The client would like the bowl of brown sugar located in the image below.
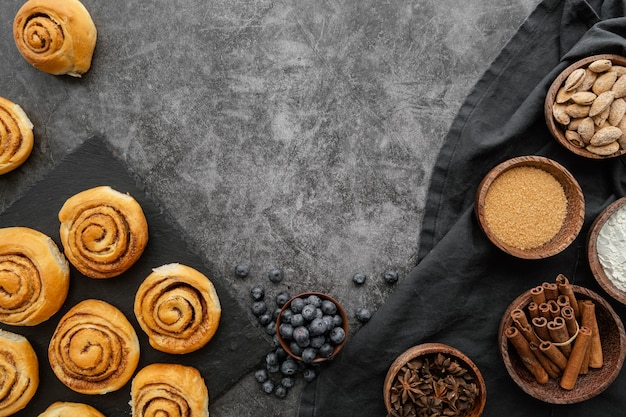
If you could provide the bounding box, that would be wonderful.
[475,156,585,259]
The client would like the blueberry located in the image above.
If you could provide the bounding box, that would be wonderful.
[274,385,288,399]
[308,317,327,336]
[306,295,322,307]
[265,321,276,335]
[251,301,267,316]
[280,308,293,324]
[254,368,268,383]
[329,327,345,345]
[281,376,295,388]
[289,341,303,356]
[272,308,282,320]
[266,351,279,367]
[301,347,318,364]
[290,297,305,313]
[303,368,317,382]
[292,326,310,348]
[266,363,280,373]
[250,286,265,301]
[332,314,343,327]
[273,334,281,347]
[352,272,367,285]
[318,343,334,358]
[310,335,326,349]
[301,304,317,321]
[355,307,372,323]
[261,380,275,394]
[276,292,290,307]
[280,358,298,376]
[290,313,304,327]
[234,263,250,278]
[322,315,334,330]
[275,347,288,361]
[320,300,337,315]
[279,323,294,340]
[268,268,284,283]
[257,312,273,326]
[383,270,399,284]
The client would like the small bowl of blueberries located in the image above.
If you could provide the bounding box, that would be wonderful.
[275,292,349,363]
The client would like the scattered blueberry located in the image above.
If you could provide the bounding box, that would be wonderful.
[268,268,284,283]
[383,270,399,284]
[281,376,295,388]
[258,312,273,326]
[261,380,275,394]
[250,286,265,301]
[303,368,317,382]
[352,272,367,285]
[266,352,279,367]
[276,292,291,307]
[234,263,250,278]
[251,301,267,316]
[266,363,280,374]
[280,358,298,376]
[355,307,372,323]
[274,385,288,398]
[254,368,268,383]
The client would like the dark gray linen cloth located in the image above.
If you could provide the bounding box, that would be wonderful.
[300,0,626,416]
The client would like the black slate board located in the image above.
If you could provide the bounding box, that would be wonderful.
[0,136,271,416]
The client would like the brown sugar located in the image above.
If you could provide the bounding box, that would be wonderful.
[484,166,567,250]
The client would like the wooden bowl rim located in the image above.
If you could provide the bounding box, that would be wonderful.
[275,291,349,363]
[383,342,487,417]
[475,155,585,259]
[544,53,626,159]
[587,196,626,304]
[498,284,626,403]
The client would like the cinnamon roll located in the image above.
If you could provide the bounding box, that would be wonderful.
[134,263,221,354]
[13,0,97,77]
[58,186,149,279]
[131,363,209,417]
[38,402,105,417]
[0,227,70,326]
[0,330,39,417]
[48,299,140,395]
[0,96,34,175]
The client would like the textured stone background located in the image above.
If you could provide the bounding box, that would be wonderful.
[1,0,540,415]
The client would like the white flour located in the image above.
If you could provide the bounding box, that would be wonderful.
[596,204,626,292]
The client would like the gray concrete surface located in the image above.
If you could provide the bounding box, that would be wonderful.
[0,0,541,415]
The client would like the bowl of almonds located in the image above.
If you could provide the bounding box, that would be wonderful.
[383,343,486,417]
[545,54,626,158]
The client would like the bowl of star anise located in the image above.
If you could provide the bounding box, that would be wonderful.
[383,343,486,417]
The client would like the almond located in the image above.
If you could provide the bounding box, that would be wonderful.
[565,103,590,118]
[577,117,595,144]
[592,71,618,94]
[594,107,610,128]
[591,126,623,146]
[608,98,626,126]
[556,86,575,103]
[565,130,584,147]
[588,59,612,73]
[564,68,586,91]
[552,103,570,125]
[587,141,620,156]
[611,75,626,98]
[610,65,626,76]
[568,118,584,131]
[570,91,597,105]
[589,91,615,117]
[577,69,597,92]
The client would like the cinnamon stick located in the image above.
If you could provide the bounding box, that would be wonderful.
[505,326,549,384]
[580,300,603,369]
[531,286,546,305]
[561,306,578,338]
[539,341,568,371]
[530,342,560,379]
[531,316,550,342]
[538,303,551,320]
[542,282,559,300]
[528,302,539,320]
[560,326,592,390]
[556,274,579,318]
[548,299,560,318]
[547,317,572,357]
[557,294,570,309]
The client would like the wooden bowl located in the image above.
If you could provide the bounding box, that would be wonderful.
[588,196,626,304]
[475,155,585,259]
[545,54,626,159]
[275,292,348,363]
[383,343,487,417]
[499,285,626,403]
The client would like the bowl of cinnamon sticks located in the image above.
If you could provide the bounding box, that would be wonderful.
[498,274,626,403]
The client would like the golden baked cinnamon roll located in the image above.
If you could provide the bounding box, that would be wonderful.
[13,0,97,77]
[131,363,209,417]
[38,401,105,417]
[134,263,221,354]
[0,96,34,175]
[48,299,140,395]
[0,227,69,326]
[0,330,38,417]
[58,186,149,279]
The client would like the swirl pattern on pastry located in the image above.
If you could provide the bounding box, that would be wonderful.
[0,330,39,417]
[58,186,149,279]
[38,401,105,417]
[134,263,221,354]
[0,227,69,326]
[131,363,209,417]
[48,299,140,395]
[0,96,34,175]
[13,0,97,77]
